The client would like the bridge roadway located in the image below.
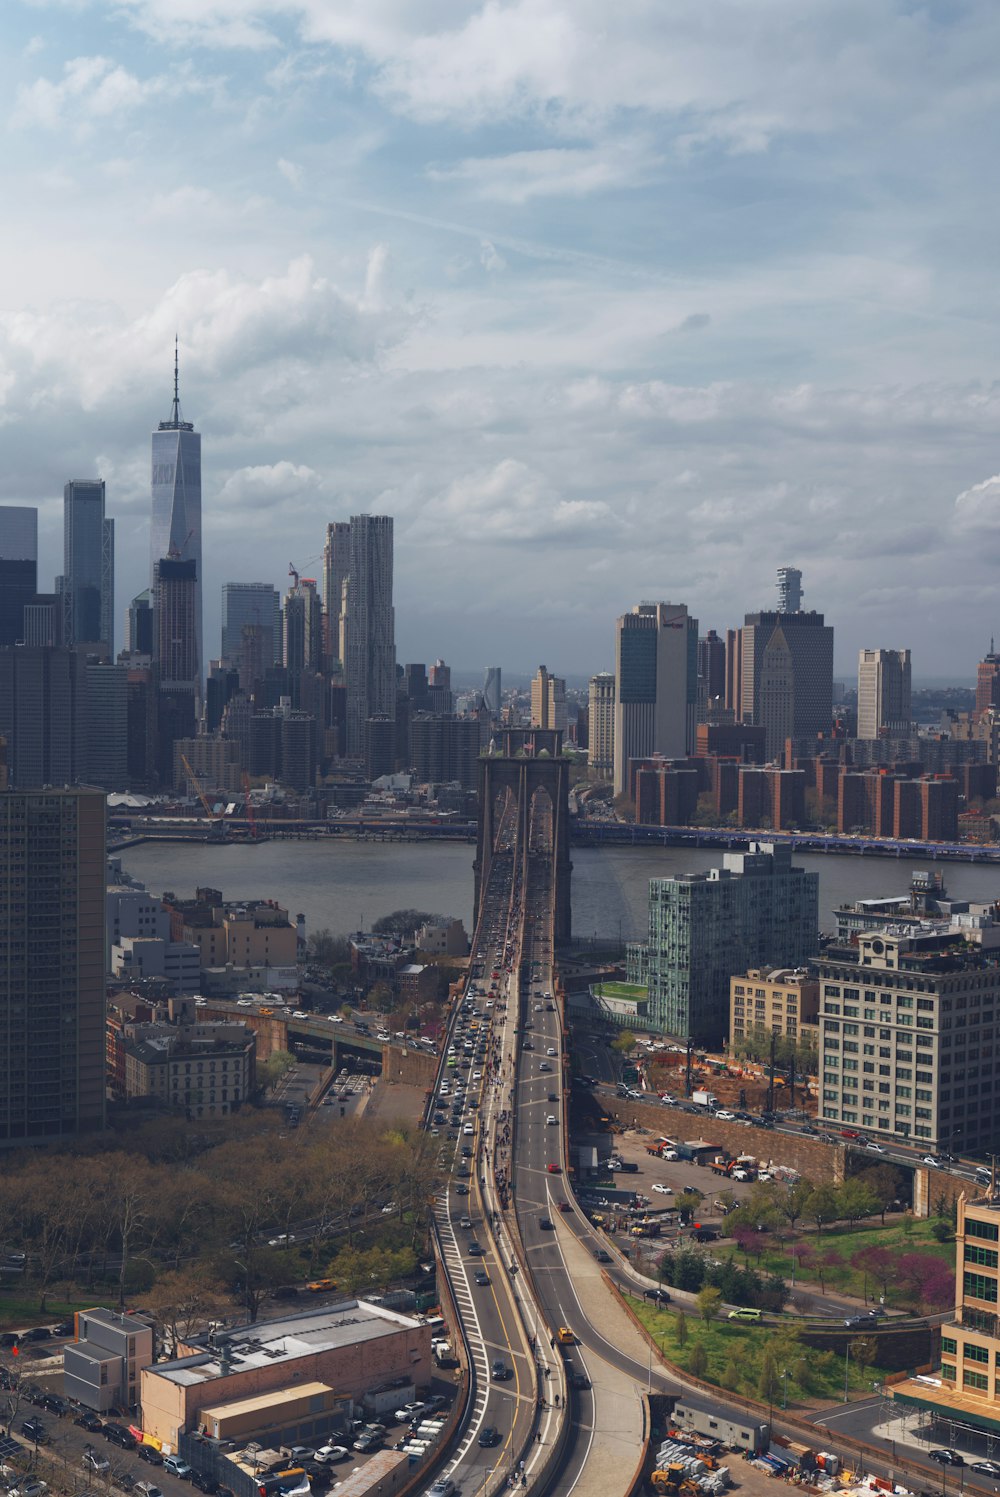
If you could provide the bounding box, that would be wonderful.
[428,844,546,1497]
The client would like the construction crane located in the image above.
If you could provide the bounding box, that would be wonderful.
[181,755,221,821]
[242,771,258,842]
[289,562,299,589]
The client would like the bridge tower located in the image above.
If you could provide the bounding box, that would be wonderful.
[475,728,572,942]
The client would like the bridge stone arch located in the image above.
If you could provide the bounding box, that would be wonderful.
[475,729,572,942]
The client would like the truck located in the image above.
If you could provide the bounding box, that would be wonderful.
[691,1090,718,1110]
[709,1156,733,1176]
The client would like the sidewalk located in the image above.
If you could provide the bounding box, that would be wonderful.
[551,1214,649,1497]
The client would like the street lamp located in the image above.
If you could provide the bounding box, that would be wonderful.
[781,1369,789,1410]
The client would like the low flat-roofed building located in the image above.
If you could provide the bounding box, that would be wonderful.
[65,1307,154,1414]
[141,1301,432,1449]
[198,1380,350,1442]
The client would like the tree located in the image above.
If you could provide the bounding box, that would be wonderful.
[258,1050,295,1093]
[307,929,352,968]
[720,1348,745,1392]
[369,981,395,1014]
[852,1245,893,1304]
[856,1164,902,1224]
[783,1178,815,1231]
[675,1310,689,1348]
[851,1336,878,1381]
[612,1030,636,1056]
[371,909,440,937]
[757,1343,781,1405]
[806,1183,840,1234]
[696,1286,723,1325]
[837,1178,879,1228]
[688,1341,708,1378]
[815,1248,843,1295]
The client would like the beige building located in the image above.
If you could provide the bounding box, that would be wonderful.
[891,1190,1000,1435]
[173,736,242,795]
[183,901,298,969]
[729,966,819,1047]
[120,1019,256,1117]
[141,1302,432,1449]
[531,664,567,732]
[857,647,911,741]
[588,672,615,778]
[816,928,1000,1154]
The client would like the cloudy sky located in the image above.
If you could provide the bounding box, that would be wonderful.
[3,0,1000,680]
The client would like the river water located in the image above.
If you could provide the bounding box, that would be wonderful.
[118,839,1000,944]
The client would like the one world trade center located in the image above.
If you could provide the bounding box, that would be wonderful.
[150,342,202,691]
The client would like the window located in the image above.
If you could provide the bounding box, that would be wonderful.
[964,1272,998,1303]
[965,1245,999,1269]
[964,1369,989,1391]
[942,1337,957,1355]
[941,1363,956,1381]
[965,1342,990,1363]
[968,1218,1000,1244]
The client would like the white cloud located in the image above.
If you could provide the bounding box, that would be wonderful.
[11,51,211,132]
[277,157,304,188]
[427,138,661,203]
[479,240,506,273]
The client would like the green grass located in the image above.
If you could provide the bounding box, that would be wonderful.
[717,1217,953,1308]
[0,1288,99,1329]
[593,981,647,1000]
[628,1296,890,1406]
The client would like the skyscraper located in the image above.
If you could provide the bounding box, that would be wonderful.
[0,506,38,648]
[323,521,351,669]
[0,646,84,788]
[0,787,107,1145]
[857,648,912,739]
[151,344,202,687]
[154,558,198,784]
[126,590,154,656]
[221,583,280,672]
[60,480,114,655]
[739,607,834,759]
[343,514,395,757]
[976,646,1000,719]
[283,576,323,674]
[776,566,803,613]
[588,672,615,777]
[697,629,726,714]
[613,602,698,795]
[531,665,567,732]
[483,666,502,720]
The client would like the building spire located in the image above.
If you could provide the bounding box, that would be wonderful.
[158,336,194,432]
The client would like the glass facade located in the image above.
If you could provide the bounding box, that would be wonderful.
[151,420,201,685]
[62,481,113,652]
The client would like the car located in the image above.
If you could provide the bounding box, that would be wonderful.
[478,1427,501,1448]
[0,1331,19,1347]
[134,1484,164,1497]
[75,1411,104,1432]
[867,1305,887,1318]
[840,1129,859,1140]
[138,1446,164,1465]
[557,1199,571,1212]
[593,1249,612,1263]
[163,1457,193,1480]
[727,1308,762,1322]
[474,1270,490,1285]
[52,1319,75,1336]
[83,1452,111,1475]
[971,1462,1000,1478]
[491,1360,512,1381]
[104,1423,138,1449]
[923,1156,944,1168]
[352,1433,383,1453]
[468,1240,484,1255]
[546,1047,557,1056]
[307,1278,335,1293]
[428,1481,456,1497]
[539,1061,551,1072]
[20,1418,47,1443]
[865,1141,888,1153]
[547,1163,561,1173]
[651,1183,673,1195]
[539,1217,554,1231]
[39,1393,69,1415]
[455,1183,469,1196]
[714,1110,736,1121]
[21,1327,50,1341]
[566,1366,590,1390]
[459,1215,473,1228]
[12,1484,48,1497]
[928,1450,964,1466]
[190,1473,219,1494]
[313,1446,349,1464]
[546,1114,557,1126]
[267,1233,297,1247]
[843,1315,869,1328]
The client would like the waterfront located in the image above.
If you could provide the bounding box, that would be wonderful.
[119,839,1000,944]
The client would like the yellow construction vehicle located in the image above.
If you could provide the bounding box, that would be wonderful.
[650,1466,700,1495]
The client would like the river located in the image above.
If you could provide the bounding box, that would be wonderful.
[117,838,1000,944]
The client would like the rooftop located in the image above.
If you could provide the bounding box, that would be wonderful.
[152,1301,422,1388]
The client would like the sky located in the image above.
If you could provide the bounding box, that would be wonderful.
[3,1,1000,679]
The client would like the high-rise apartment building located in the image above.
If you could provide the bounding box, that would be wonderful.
[126,590,154,656]
[776,566,803,613]
[150,347,202,687]
[0,647,84,788]
[631,842,818,1041]
[82,662,128,791]
[613,602,698,796]
[154,558,198,784]
[0,507,38,648]
[976,647,1000,720]
[221,583,280,673]
[60,481,114,655]
[697,630,726,716]
[816,926,1000,1153]
[0,787,106,1145]
[588,672,615,777]
[857,647,912,739]
[739,608,834,759]
[283,577,323,674]
[343,514,395,758]
[483,666,502,720]
[323,521,351,669]
[531,665,567,732]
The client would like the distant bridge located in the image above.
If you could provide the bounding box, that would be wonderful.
[571,820,1000,862]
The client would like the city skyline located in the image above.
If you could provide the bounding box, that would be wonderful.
[3,5,1000,674]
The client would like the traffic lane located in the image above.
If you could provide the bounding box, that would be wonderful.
[792,1399,1000,1496]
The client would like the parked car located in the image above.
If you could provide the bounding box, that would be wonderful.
[928,1450,964,1466]
[75,1412,104,1433]
[103,1423,138,1449]
[162,1457,193,1480]
[190,1472,219,1493]
[20,1418,47,1444]
[83,1452,111,1474]
[313,1446,349,1465]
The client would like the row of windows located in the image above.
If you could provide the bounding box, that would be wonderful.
[967,1245,1000,1270]
[964,1272,999,1304]
[968,1219,1000,1244]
